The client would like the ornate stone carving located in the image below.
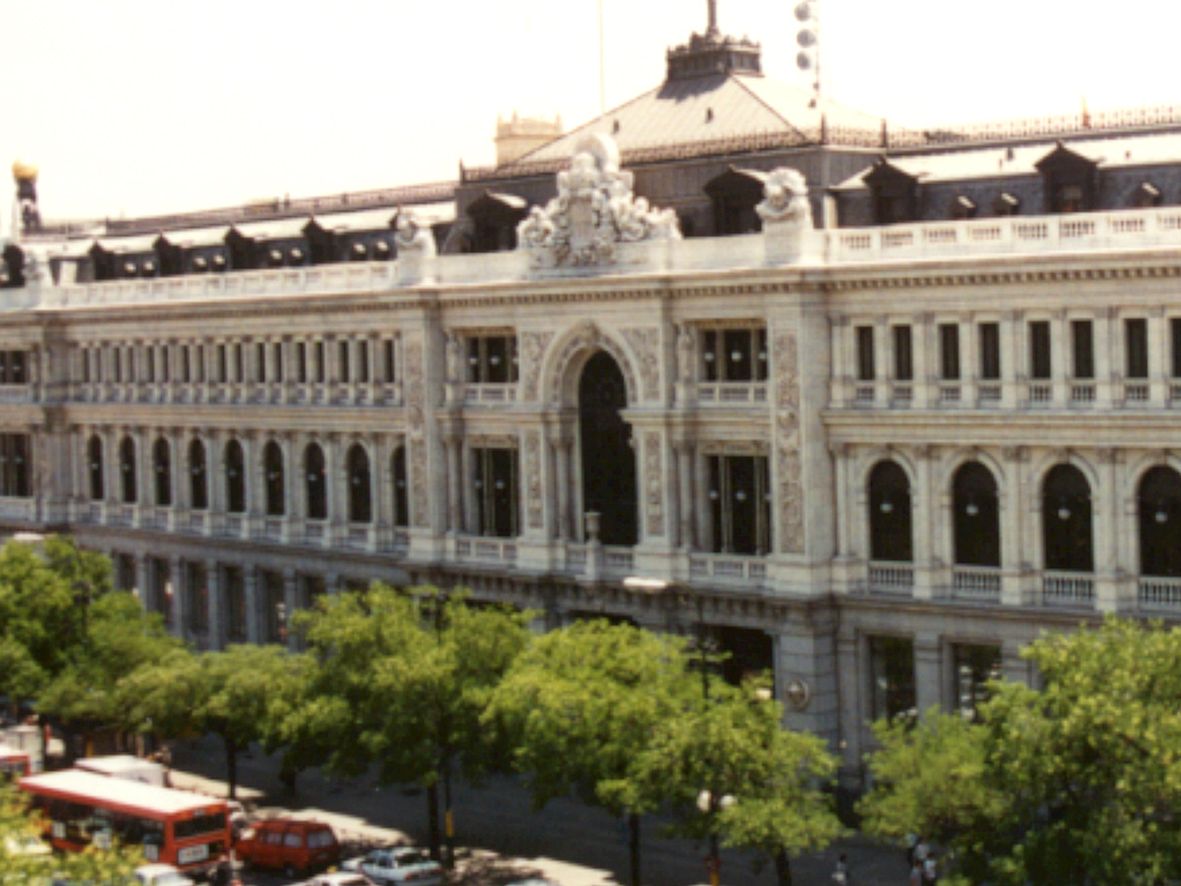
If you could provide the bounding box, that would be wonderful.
[410,438,428,528]
[394,209,436,258]
[403,339,425,432]
[524,431,543,528]
[643,431,665,537]
[756,168,811,225]
[676,323,696,384]
[621,327,660,401]
[519,330,555,402]
[774,330,804,554]
[516,134,680,268]
[444,333,462,385]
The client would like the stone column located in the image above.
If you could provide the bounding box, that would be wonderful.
[913,632,943,716]
[1000,446,1028,606]
[914,312,933,409]
[1151,308,1169,405]
[444,432,462,534]
[1051,311,1068,406]
[960,315,976,406]
[244,566,261,644]
[206,560,224,651]
[552,429,573,541]
[1095,308,1114,407]
[913,445,935,599]
[674,437,695,550]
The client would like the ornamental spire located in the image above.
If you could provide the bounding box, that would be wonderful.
[707,0,718,36]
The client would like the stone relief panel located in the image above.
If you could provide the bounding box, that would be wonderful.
[519,330,555,402]
[524,431,544,529]
[620,327,661,402]
[410,438,429,528]
[644,431,664,537]
[404,339,425,433]
[774,330,804,554]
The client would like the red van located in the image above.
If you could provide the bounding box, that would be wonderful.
[235,817,340,878]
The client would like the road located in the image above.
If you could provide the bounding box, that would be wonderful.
[171,737,909,885]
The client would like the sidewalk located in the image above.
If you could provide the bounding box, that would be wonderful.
[169,739,909,885]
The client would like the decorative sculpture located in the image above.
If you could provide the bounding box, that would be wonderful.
[394,209,436,258]
[756,167,811,226]
[517,134,680,268]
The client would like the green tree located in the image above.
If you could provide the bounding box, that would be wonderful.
[860,617,1181,885]
[623,678,842,886]
[37,591,181,752]
[486,619,698,886]
[0,780,142,880]
[294,584,533,865]
[0,536,112,712]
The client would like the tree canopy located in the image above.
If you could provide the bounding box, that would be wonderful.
[860,617,1181,886]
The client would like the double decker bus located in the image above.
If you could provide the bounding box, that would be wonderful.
[0,745,30,778]
[19,769,229,878]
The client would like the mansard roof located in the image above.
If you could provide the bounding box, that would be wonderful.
[503,72,882,169]
[835,130,1181,190]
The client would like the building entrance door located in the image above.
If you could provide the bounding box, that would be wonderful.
[578,351,637,545]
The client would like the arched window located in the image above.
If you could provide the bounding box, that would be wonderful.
[305,443,327,520]
[189,440,208,510]
[1139,466,1181,577]
[224,440,245,514]
[347,443,371,524]
[87,435,104,501]
[119,436,137,504]
[263,441,285,516]
[392,445,409,527]
[152,438,171,507]
[953,462,1000,567]
[868,460,912,562]
[1042,464,1093,572]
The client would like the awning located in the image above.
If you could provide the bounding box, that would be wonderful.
[160,225,232,248]
[229,216,315,241]
[95,234,164,254]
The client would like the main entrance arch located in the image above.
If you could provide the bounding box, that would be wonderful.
[578,351,637,546]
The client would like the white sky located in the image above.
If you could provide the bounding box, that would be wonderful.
[4,0,1181,225]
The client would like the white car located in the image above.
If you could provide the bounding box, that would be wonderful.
[133,864,195,886]
[298,874,375,886]
[341,846,444,885]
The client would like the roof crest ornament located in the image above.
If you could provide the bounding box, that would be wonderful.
[517,134,680,269]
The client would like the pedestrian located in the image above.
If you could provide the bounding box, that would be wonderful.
[908,861,923,886]
[832,851,851,884]
[922,853,938,884]
[905,832,918,867]
[914,836,929,866]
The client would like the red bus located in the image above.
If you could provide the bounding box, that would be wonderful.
[0,748,30,778]
[19,769,230,877]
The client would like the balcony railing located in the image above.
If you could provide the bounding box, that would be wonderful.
[1043,571,1095,608]
[697,383,768,405]
[464,384,518,405]
[689,553,768,585]
[456,536,517,564]
[867,562,913,595]
[1138,576,1181,610]
[952,566,1001,603]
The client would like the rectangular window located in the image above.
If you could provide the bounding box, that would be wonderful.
[953,644,1002,720]
[1172,319,1181,379]
[256,342,266,383]
[358,340,370,383]
[185,562,209,634]
[393,445,409,527]
[939,323,960,380]
[384,339,396,383]
[855,326,875,381]
[0,434,31,497]
[297,342,308,383]
[224,567,246,642]
[700,328,767,382]
[195,344,205,383]
[869,636,916,722]
[706,455,771,555]
[273,342,284,383]
[150,556,172,625]
[126,347,135,383]
[978,322,1000,380]
[466,335,519,384]
[314,341,325,383]
[234,342,244,383]
[1029,320,1051,379]
[303,575,326,609]
[217,344,227,384]
[338,340,350,383]
[1072,320,1094,379]
[1125,318,1149,379]
[81,349,91,384]
[473,447,519,538]
[161,345,170,383]
[892,325,913,381]
[112,347,122,384]
[262,571,285,643]
[145,346,155,383]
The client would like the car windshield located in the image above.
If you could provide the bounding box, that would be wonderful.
[393,849,430,865]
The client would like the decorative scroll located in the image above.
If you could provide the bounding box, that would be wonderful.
[524,431,543,528]
[621,327,661,402]
[774,331,804,554]
[519,330,555,402]
[644,431,664,537]
[516,134,680,268]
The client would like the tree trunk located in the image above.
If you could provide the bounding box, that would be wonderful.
[774,848,792,886]
[224,735,238,799]
[441,759,455,870]
[426,780,441,862]
[628,812,642,886]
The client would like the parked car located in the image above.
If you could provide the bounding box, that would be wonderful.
[234,817,340,878]
[298,875,375,886]
[341,845,443,885]
[133,863,195,886]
